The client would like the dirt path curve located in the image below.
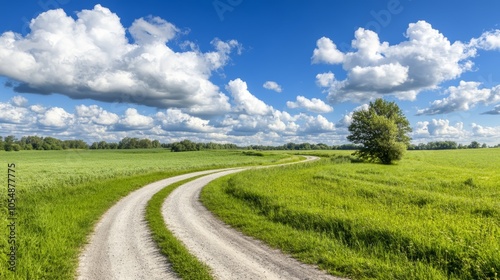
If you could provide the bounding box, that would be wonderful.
[163,156,344,279]
[77,169,230,280]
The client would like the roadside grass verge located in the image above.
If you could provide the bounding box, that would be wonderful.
[201,149,500,280]
[0,149,294,280]
[146,175,214,280]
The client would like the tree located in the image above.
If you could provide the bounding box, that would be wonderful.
[4,135,16,151]
[11,144,21,151]
[347,98,412,164]
[98,141,109,149]
[138,139,152,149]
[152,140,161,148]
[171,139,198,152]
[469,141,480,149]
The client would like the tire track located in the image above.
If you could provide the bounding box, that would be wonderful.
[77,169,228,280]
[163,157,344,279]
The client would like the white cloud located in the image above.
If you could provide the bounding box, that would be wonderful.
[299,114,335,133]
[75,104,119,125]
[0,5,238,115]
[263,81,282,93]
[315,21,476,103]
[412,119,476,143]
[117,108,154,130]
[30,104,46,114]
[417,81,500,115]
[205,38,242,70]
[10,96,28,107]
[0,102,31,123]
[38,107,74,128]
[316,72,336,87]
[287,95,333,113]
[423,119,468,137]
[221,78,336,137]
[312,37,344,64]
[471,123,500,137]
[226,78,273,115]
[470,29,500,50]
[348,63,409,90]
[156,109,215,132]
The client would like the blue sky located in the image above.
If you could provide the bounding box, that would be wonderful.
[0,0,499,145]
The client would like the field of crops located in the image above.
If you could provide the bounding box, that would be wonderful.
[0,149,297,279]
[201,149,500,279]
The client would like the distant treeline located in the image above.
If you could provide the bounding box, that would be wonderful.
[408,141,494,150]
[0,135,498,152]
[0,135,88,151]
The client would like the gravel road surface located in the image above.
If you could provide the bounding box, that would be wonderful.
[78,156,344,279]
[77,169,226,280]
[163,157,343,279]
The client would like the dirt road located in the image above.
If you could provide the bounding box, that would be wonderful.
[163,157,342,279]
[78,156,343,279]
[77,169,225,280]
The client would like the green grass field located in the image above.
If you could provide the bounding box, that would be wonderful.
[0,149,297,279]
[201,149,500,279]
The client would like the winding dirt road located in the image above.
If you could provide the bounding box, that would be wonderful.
[163,166,340,279]
[78,156,343,279]
[77,169,226,280]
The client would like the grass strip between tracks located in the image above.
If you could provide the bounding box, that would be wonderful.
[146,174,215,280]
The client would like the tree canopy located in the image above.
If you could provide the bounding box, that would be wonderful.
[347,98,412,164]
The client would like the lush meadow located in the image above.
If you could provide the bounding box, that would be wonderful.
[0,149,297,279]
[201,149,500,279]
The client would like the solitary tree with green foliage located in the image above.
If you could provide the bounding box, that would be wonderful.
[347,98,412,164]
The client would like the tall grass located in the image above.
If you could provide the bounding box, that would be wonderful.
[0,149,293,279]
[201,149,500,279]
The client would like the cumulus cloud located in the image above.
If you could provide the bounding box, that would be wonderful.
[263,81,282,93]
[0,93,336,144]
[0,102,31,123]
[227,78,273,115]
[287,95,333,113]
[316,72,336,87]
[221,111,335,136]
[470,29,500,50]
[299,114,335,133]
[0,5,240,115]
[314,21,477,103]
[38,107,74,128]
[415,119,468,137]
[156,109,215,132]
[472,123,500,137]
[116,108,154,130]
[75,104,119,125]
[312,37,344,64]
[30,104,46,114]
[417,81,500,115]
[10,96,28,107]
